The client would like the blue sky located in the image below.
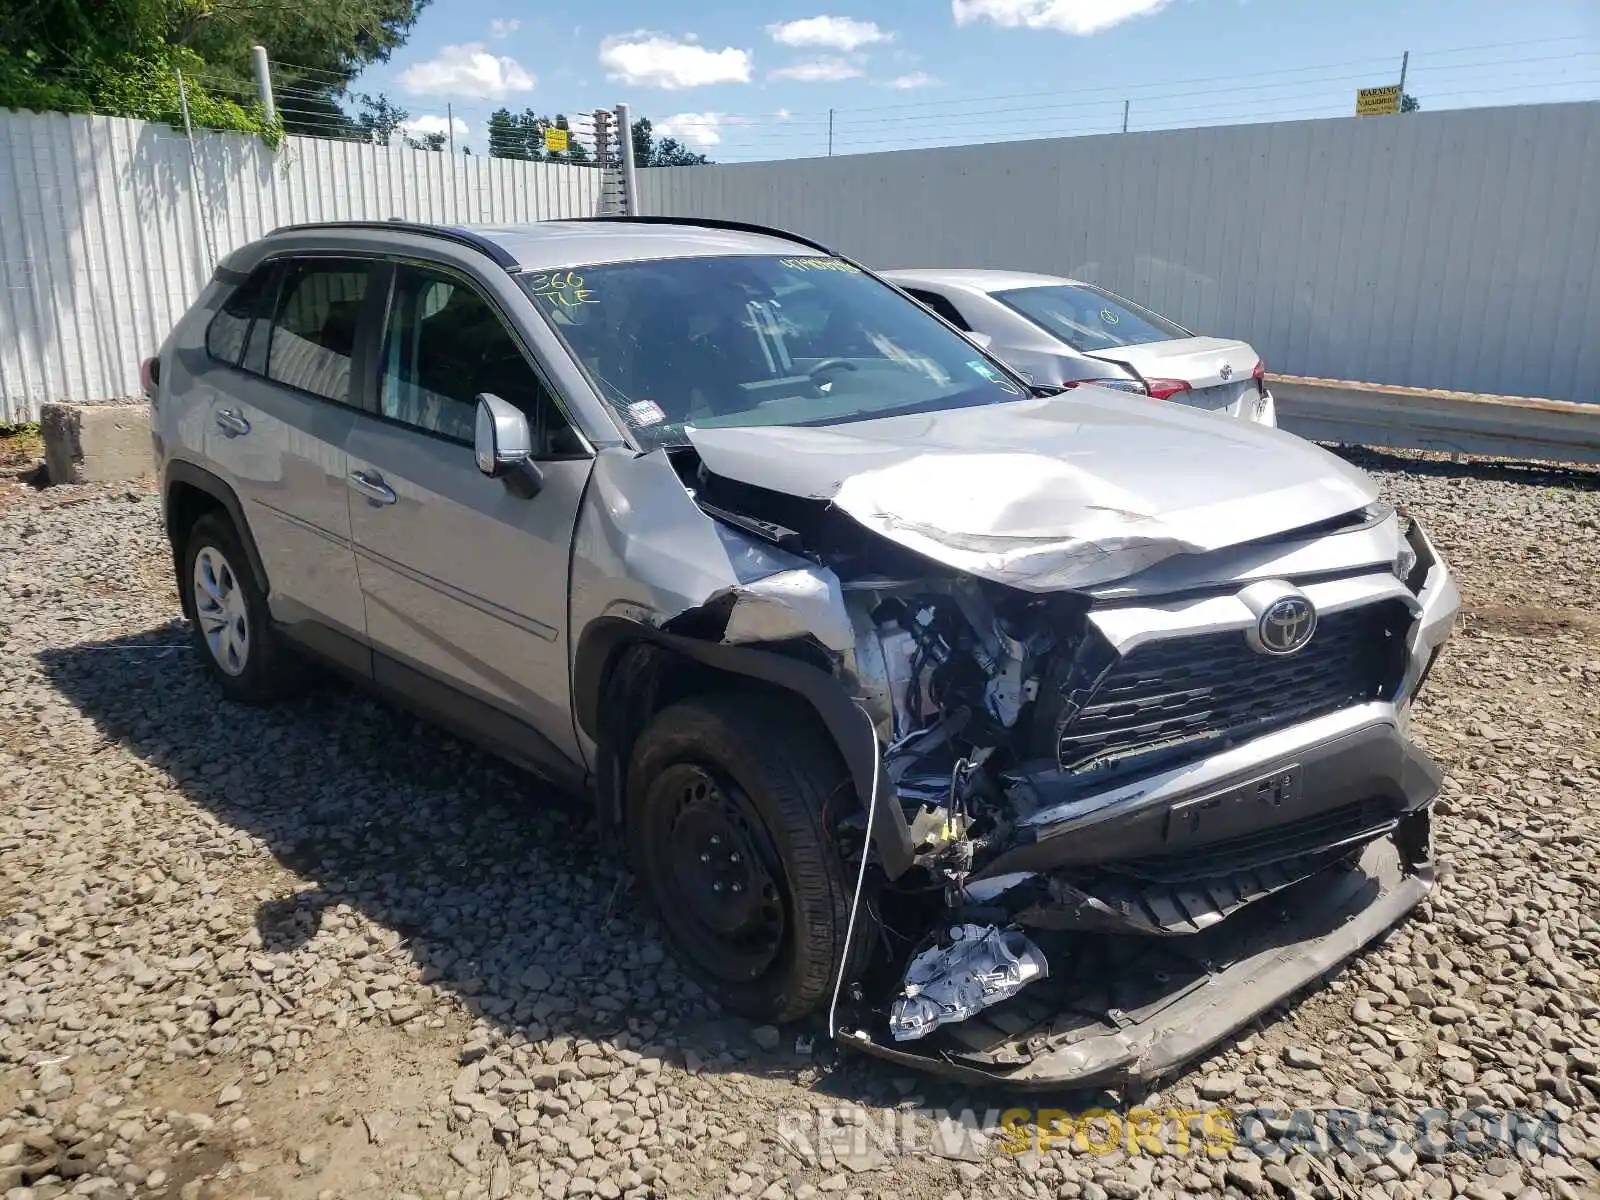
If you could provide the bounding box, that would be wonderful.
[345,0,1600,161]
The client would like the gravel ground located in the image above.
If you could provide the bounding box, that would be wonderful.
[0,447,1597,1200]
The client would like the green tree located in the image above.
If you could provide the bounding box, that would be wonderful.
[486,110,593,163]
[1401,93,1421,113]
[629,117,710,167]
[0,0,428,139]
[351,93,408,143]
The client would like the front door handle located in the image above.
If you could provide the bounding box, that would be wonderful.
[215,408,251,437]
[348,470,397,506]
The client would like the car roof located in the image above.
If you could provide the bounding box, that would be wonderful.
[264,218,830,273]
[883,268,1086,293]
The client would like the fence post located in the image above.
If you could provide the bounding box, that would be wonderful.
[174,68,218,283]
[616,102,639,216]
[251,46,276,124]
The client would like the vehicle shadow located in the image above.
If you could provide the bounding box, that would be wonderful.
[34,621,1385,1128]
[35,620,839,1091]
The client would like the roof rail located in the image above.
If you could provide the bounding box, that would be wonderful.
[571,215,839,259]
[266,220,521,271]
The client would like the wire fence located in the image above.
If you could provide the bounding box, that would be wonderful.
[652,36,1600,161]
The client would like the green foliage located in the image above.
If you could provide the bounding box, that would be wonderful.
[485,109,591,163]
[1401,93,1421,113]
[0,0,425,142]
[631,117,710,167]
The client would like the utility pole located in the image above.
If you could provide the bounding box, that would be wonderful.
[1397,50,1410,112]
[1121,99,1130,133]
[250,45,276,124]
[447,102,456,153]
[828,108,834,156]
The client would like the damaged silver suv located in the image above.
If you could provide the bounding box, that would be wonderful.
[148,217,1459,1088]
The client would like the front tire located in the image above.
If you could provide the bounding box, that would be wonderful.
[626,692,857,1023]
[181,511,300,704]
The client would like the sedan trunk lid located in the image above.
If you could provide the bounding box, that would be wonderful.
[1088,335,1265,420]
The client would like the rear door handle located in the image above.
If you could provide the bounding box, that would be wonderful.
[215,408,251,437]
[348,470,398,506]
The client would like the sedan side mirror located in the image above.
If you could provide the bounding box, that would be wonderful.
[474,393,543,498]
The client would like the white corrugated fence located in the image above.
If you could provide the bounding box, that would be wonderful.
[0,110,606,421]
[640,102,1600,405]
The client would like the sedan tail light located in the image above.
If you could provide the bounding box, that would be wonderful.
[1252,359,1267,395]
[140,356,160,401]
[1144,378,1192,400]
[1060,378,1148,395]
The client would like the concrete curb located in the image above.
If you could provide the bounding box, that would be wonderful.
[40,401,152,485]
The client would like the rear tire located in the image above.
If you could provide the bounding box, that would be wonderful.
[181,511,301,704]
[626,691,857,1023]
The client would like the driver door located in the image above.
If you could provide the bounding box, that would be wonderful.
[345,261,593,776]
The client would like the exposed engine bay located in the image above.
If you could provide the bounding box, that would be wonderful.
[661,437,1454,1086]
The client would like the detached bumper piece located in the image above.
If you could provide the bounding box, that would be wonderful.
[844,808,1433,1090]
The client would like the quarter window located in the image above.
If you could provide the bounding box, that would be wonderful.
[205,266,277,368]
[905,288,972,332]
[263,261,370,405]
[379,265,579,452]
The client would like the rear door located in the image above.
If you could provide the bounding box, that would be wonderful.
[344,260,594,774]
[198,256,378,665]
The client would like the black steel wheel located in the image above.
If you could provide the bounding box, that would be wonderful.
[626,691,857,1022]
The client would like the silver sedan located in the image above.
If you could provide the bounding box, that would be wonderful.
[882,268,1276,426]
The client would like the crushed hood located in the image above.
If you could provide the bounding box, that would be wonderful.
[685,389,1380,591]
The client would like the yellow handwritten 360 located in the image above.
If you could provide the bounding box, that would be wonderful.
[528,270,598,306]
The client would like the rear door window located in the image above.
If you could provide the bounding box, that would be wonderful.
[262,261,371,405]
[994,284,1189,351]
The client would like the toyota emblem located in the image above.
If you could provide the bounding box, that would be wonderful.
[1219,363,1234,381]
[1256,596,1317,655]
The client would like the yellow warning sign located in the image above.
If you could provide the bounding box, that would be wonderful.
[1356,85,1402,117]
[543,127,569,152]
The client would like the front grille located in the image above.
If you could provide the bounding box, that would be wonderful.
[1056,601,1409,782]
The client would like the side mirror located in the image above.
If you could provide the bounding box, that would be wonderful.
[965,331,994,351]
[474,393,543,498]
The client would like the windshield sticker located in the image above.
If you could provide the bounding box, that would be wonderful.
[1098,307,1121,325]
[777,257,862,274]
[528,270,598,307]
[625,399,667,427]
[967,359,1022,394]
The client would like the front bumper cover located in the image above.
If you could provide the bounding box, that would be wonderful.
[843,813,1433,1089]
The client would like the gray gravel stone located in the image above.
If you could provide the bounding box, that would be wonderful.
[0,450,1595,1200]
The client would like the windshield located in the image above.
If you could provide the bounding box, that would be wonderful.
[522,255,1025,448]
[994,283,1190,352]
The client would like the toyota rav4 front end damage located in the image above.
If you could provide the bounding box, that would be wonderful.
[578,390,1459,1090]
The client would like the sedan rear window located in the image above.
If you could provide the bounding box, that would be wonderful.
[523,255,1024,449]
[994,283,1189,352]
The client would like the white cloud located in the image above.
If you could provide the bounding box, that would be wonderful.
[950,0,1170,35]
[767,15,891,51]
[599,33,752,89]
[769,57,864,83]
[488,18,520,39]
[884,71,938,89]
[655,112,727,148]
[398,44,535,98]
[400,114,470,142]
